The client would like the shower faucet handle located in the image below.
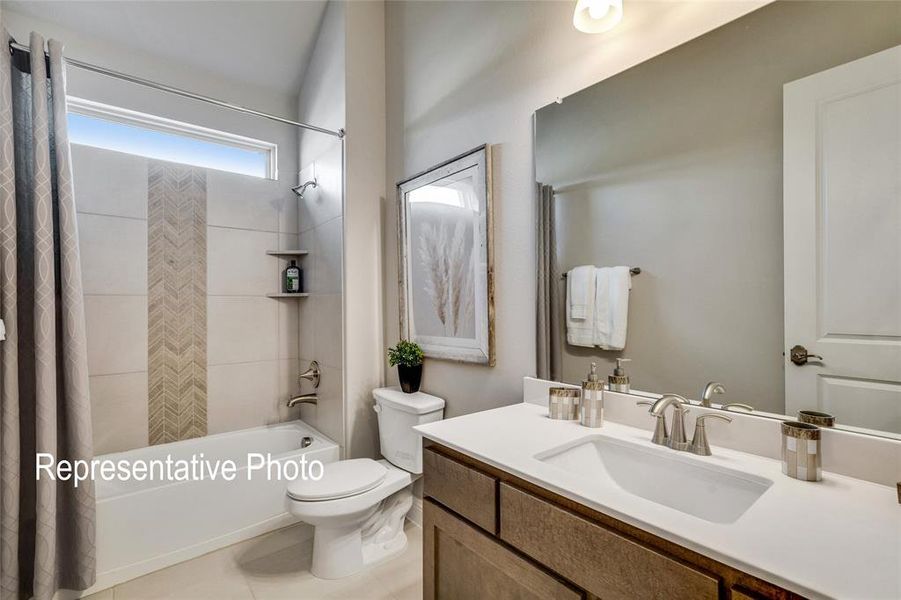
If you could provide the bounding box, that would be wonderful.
[299,360,321,388]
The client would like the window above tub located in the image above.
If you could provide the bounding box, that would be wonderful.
[66,97,278,179]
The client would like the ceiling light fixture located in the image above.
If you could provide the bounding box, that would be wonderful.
[573,0,624,33]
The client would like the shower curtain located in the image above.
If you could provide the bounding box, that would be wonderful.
[0,32,96,599]
[536,183,560,381]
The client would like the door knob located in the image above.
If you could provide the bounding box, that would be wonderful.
[790,345,823,366]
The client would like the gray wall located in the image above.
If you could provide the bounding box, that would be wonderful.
[536,1,901,412]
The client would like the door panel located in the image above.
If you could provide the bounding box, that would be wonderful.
[818,376,901,434]
[820,82,900,338]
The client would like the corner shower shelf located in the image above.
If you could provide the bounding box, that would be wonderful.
[267,293,310,299]
[266,250,309,257]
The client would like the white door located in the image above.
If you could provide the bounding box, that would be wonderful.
[784,45,901,436]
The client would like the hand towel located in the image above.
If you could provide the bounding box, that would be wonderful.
[594,266,631,350]
[567,265,595,320]
[566,266,596,347]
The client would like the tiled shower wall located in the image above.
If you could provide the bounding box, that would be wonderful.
[73,144,305,455]
[296,140,344,448]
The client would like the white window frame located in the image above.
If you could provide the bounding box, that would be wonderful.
[66,96,279,180]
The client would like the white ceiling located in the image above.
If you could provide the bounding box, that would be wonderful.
[3,0,328,96]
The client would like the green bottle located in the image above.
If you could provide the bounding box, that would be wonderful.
[284,260,301,293]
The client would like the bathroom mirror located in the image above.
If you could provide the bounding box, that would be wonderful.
[534,1,901,439]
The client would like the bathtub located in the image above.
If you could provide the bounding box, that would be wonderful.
[79,420,339,595]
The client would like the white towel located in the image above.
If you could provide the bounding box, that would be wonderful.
[566,266,596,347]
[594,266,631,351]
[567,265,594,320]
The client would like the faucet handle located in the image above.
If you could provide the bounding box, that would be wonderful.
[637,400,668,445]
[689,413,732,456]
[299,360,321,388]
[696,413,732,425]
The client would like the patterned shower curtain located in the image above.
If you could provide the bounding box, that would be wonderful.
[0,31,96,599]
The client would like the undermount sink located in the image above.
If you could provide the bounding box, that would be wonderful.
[535,435,772,524]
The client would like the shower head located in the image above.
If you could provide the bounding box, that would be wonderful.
[292,179,318,198]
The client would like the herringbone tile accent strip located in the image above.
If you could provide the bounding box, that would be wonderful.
[147,161,208,445]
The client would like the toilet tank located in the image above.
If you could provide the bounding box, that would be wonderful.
[372,387,444,474]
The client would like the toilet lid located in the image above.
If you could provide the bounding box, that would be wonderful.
[287,459,387,501]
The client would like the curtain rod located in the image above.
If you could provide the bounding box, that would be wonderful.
[8,40,345,139]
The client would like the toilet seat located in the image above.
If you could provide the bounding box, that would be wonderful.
[287,458,387,501]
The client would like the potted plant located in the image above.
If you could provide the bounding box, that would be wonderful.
[388,340,424,393]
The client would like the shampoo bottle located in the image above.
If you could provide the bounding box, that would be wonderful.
[284,260,302,293]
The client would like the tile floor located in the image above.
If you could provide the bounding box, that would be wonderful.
[86,521,422,600]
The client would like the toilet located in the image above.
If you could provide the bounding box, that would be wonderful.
[286,387,444,579]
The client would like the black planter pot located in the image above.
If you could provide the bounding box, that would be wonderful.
[397,364,423,394]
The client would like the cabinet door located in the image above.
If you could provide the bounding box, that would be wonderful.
[499,484,720,600]
[424,499,582,600]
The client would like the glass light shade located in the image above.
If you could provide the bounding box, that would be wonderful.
[573,0,624,33]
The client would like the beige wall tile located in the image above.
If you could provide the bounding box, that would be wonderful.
[72,144,148,219]
[90,372,149,455]
[207,227,279,296]
[314,293,343,369]
[208,297,278,365]
[297,363,343,446]
[298,297,316,360]
[78,213,147,295]
[297,228,317,292]
[206,170,283,233]
[277,299,300,360]
[315,217,342,295]
[85,295,148,376]
[207,361,280,434]
[278,233,301,252]
[279,192,300,235]
[277,358,303,423]
[298,145,343,233]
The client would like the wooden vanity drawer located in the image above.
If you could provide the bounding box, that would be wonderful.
[423,447,497,533]
[499,483,720,600]
[424,499,583,600]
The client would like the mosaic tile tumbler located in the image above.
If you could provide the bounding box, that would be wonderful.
[548,388,581,420]
[781,421,821,482]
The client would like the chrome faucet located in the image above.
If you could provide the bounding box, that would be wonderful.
[647,394,690,451]
[700,382,726,407]
[689,413,732,456]
[287,394,317,408]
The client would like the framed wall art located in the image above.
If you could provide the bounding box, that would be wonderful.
[397,145,495,365]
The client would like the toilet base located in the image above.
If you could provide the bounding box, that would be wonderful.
[310,486,413,579]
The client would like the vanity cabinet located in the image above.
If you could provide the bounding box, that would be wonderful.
[422,444,803,600]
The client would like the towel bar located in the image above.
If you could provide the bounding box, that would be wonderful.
[562,267,640,279]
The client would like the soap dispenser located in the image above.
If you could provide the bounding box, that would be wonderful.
[609,358,632,393]
[580,362,604,428]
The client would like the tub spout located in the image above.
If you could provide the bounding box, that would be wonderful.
[287,394,317,408]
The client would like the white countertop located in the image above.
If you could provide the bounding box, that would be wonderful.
[416,402,901,600]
